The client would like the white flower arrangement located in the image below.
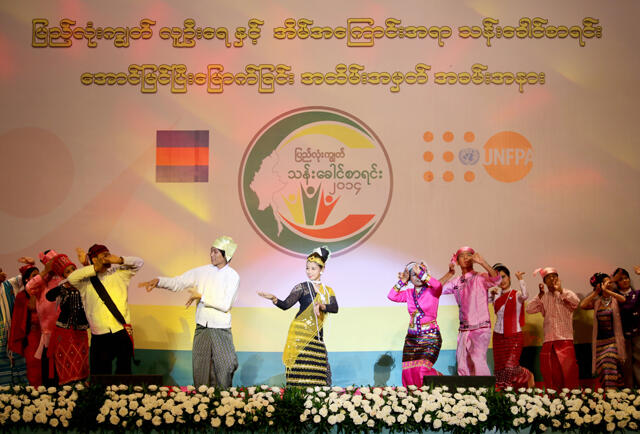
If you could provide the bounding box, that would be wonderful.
[91,384,286,430]
[0,383,83,428]
[2,383,640,432]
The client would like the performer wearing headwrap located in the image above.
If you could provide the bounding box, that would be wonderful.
[388,261,454,386]
[612,267,640,388]
[580,273,626,389]
[45,254,90,384]
[140,236,239,387]
[258,247,338,386]
[25,250,63,385]
[442,247,501,376]
[67,244,143,375]
[0,266,27,385]
[9,262,43,386]
[488,264,534,390]
[526,266,580,390]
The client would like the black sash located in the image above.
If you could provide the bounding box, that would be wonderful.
[89,276,139,364]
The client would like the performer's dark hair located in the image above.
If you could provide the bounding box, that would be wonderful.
[492,263,510,278]
[21,266,38,284]
[307,253,325,268]
[612,268,634,290]
[589,272,609,288]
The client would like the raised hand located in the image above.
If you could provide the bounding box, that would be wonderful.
[412,263,422,276]
[138,278,159,292]
[448,261,456,274]
[515,271,525,280]
[471,252,484,264]
[185,288,201,307]
[538,283,545,298]
[398,270,410,284]
[18,256,35,265]
[76,247,89,266]
[595,283,603,295]
[104,254,124,265]
[554,279,562,293]
[257,291,277,303]
[42,259,54,274]
[635,265,640,275]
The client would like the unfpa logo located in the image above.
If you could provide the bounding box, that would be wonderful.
[483,131,533,183]
[422,130,533,183]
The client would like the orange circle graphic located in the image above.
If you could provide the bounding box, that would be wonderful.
[443,171,454,182]
[464,131,475,142]
[423,171,434,182]
[443,151,454,162]
[483,131,533,183]
[423,151,434,162]
[464,171,475,182]
[423,131,434,142]
[443,131,454,142]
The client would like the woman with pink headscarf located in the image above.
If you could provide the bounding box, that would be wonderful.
[25,250,62,385]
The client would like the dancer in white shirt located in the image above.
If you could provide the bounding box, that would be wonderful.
[139,236,239,387]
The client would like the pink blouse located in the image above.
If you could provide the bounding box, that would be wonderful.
[388,277,442,330]
[26,273,61,357]
[442,271,501,331]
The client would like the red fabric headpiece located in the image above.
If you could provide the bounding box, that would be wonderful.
[51,254,76,277]
[88,244,109,262]
[19,265,34,274]
[19,265,38,283]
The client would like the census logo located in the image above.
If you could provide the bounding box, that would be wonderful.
[239,107,393,257]
[482,131,533,183]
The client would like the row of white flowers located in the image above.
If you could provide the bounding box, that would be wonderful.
[96,384,282,429]
[301,385,490,431]
[0,383,84,427]
[506,387,640,432]
[2,383,640,432]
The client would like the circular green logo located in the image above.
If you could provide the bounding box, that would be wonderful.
[239,107,393,257]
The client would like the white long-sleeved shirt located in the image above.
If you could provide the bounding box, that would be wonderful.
[67,257,144,335]
[157,264,239,329]
[489,279,528,334]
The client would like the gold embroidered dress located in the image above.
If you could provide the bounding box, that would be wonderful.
[276,281,338,386]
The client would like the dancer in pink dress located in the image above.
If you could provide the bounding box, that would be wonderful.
[388,261,454,386]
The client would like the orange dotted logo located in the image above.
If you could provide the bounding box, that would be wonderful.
[422,130,477,183]
[421,130,533,183]
[483,131,533,183]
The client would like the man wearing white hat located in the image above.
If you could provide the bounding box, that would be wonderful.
[139,236,240,387]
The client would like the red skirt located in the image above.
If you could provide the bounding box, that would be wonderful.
[493,331,533,390]
[49,327,89,384]
[24,322,43,387]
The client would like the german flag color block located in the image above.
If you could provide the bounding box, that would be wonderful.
[156,130,209,182]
